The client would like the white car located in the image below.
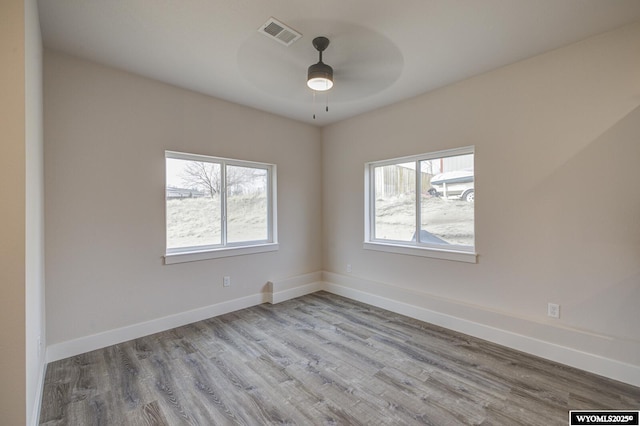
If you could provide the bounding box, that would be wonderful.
[429,169,474,202]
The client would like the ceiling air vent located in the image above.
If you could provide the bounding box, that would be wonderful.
[259,17,302,47]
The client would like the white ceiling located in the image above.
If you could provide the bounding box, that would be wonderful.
[38,1,640,126]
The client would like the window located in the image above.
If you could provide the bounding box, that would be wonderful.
[364,146,476,263]
[165,151,277,264]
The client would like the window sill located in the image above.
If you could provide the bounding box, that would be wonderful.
[165,243,279,265]
[363,241,477,263]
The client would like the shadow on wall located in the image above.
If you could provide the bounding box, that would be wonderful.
[520,105,640,341]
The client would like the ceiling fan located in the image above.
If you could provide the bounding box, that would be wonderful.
[307,36,334,92]
[306,36,334,119]
[239,19,403,121]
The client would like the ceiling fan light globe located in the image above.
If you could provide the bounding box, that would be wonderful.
[307,61,334,91]
[307,77,334,91]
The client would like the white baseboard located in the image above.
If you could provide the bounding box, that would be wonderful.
[267,271,324,304]
[46,292,267,363]
[46,269,325,362]
[321,271,640,388]
[44,270,640,388]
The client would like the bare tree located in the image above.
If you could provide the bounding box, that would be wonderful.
[226,166,266,196]
[180,162,221,197]
[180,162,266,198]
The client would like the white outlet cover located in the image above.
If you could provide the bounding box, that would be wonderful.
[547,303,560,318]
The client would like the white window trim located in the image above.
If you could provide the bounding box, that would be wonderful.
[364,146,477,264]
[164,243,279,264]
[164,151,278,264]
[363,242,476,263]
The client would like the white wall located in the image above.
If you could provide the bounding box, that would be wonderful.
[25,0,45,423]
[322,22,640,371]
[44,51,322,348]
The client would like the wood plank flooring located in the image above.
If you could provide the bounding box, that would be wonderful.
[40,291,640,425]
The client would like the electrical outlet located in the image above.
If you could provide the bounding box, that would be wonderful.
[223,276,231,287]
[347,264,352,273]
[547,303,560,319]
[37,336,42,357]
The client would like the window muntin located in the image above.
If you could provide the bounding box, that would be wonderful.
[367,147,474,254]
[166,151,276,256]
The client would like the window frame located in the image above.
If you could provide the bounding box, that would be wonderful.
[364,146,477,263]
[164,151,278,264]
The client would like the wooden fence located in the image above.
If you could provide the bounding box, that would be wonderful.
[374,154,473,197]
[374,165,431,197]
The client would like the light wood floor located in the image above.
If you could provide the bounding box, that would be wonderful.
[40,291,640,425]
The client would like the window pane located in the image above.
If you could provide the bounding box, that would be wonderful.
[166,158,221,249]
[420,154,474,246]
[227,165,268,243]
[373,162,416,241]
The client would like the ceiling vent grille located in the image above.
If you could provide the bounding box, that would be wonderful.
[259,17,302,46]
